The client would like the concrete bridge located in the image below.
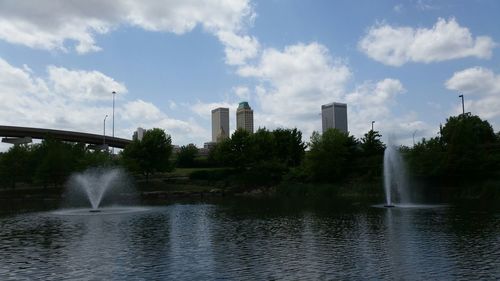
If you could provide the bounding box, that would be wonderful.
[0,126,132,148]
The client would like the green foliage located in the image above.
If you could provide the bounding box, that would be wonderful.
[272,128,306,167]
[440,115,496,176]
[121,128,173,178]
[406,114,499,183]
[361,130,385,156]
[176,144,198,168]
[0,138,112,189]
[228,128,252,168]
[211,127,306,171]
[34,139,75,187]
[407,137,445,178]
[0,144,31,188]
[441,115,496,146]
[210,138,233,167]
[306,129,359,182]
[208,127,306,187]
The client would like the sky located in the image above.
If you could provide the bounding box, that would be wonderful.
[0,0,499,150]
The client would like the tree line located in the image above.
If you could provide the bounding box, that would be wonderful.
[1,114,499,197]
[0,138,111,188]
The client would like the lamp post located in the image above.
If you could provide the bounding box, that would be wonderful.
[103,115,108,145]
[458,94,465,115]
[371,121,375,131]
[112,91,116,154]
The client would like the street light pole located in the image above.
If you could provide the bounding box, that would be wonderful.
[459,94,465,115]
[112,91,116,154]
[103,115,108,145]
[371,121,375,131]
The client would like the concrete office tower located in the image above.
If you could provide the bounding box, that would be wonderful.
[133,127,145,141]
[321,102,348,133]
[236,101,254,133]
[211,107,230,142]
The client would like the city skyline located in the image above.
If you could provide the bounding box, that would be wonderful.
[1,1,500,150]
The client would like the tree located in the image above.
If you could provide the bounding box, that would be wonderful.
[121,128,173,180]
[361,130,385,156]
[77,149,112,170]
[407,137,445,178]
[34,138,75,187]
[0,144,31,188]
[210,138,233,167]
[306,129,358,182]
[440,114,496,176]
[248,128,275,164]
[227,128,252,168]
[273,128,306,167]
[176,144,198,168]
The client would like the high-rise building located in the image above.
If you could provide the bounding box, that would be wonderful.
[133,127,145,141]
[321,102,348,133]
[236,101,254,133]
[211,107,229,142]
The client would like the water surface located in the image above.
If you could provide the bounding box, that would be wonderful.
[0,199,498,280]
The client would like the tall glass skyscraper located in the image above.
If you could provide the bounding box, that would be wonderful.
[236,101,254,133]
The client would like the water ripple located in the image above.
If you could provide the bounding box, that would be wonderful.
[0,203,498,280]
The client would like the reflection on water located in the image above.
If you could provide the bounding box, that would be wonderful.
[0,200,499,280]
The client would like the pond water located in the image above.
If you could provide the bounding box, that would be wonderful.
[0,199,498,280]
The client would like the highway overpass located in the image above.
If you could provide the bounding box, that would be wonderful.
[0,126,132,148]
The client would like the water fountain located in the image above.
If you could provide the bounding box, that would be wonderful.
[55,167,146,215]
[72,168,121,211]
[383,140,409,208]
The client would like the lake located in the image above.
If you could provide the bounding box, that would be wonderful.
[0,199,498,280]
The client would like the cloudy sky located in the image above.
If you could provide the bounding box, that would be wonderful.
[0,0,499,149]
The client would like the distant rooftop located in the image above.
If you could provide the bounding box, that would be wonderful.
[211,107,229,113]
[238,101,251,109]
[322,102,347,109]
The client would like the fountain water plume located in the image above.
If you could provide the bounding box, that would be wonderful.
[71,168,122,210]
[383,138,409,207]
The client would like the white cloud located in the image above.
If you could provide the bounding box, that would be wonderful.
[216,31,260,65]
[0,57,207,148]
[346,79,405,122]
[190,101,237,119]
[232,42,429,143]
[359,18,496,66]
[345,79,432,143]
[233,86,250,100]
[0,0,256,64]
[445,66,500,96]
[445,67,500,120]
[237,42,351,137]
[121,100,207,144]
[48,66,127,101]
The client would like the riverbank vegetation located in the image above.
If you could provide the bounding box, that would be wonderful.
[1,114,499,201]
